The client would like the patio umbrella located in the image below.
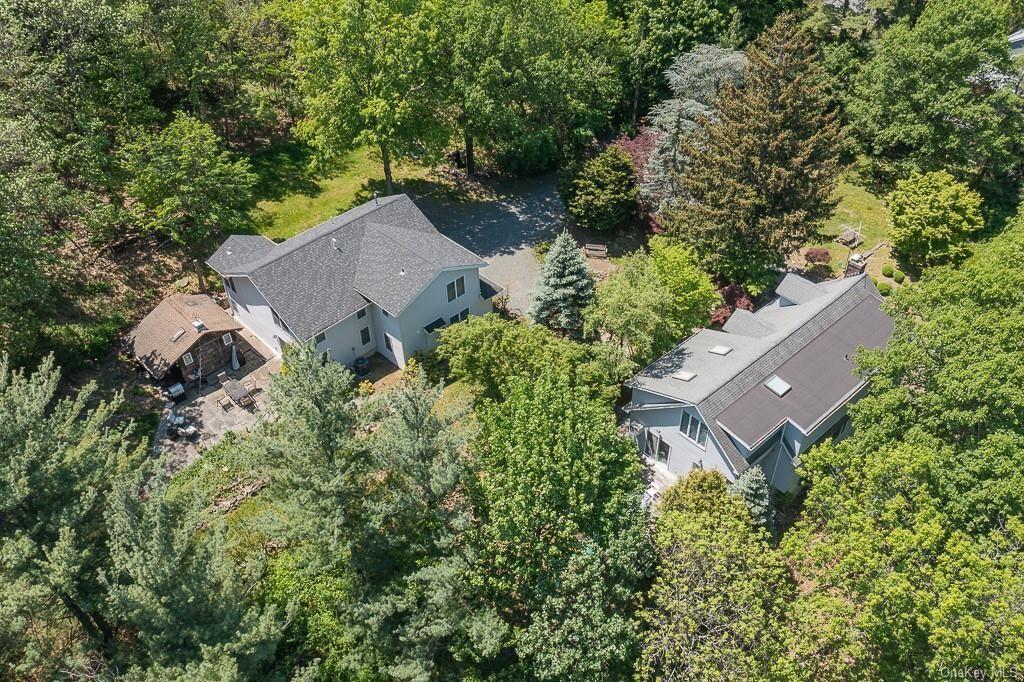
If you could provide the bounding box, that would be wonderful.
[231,344,240,371]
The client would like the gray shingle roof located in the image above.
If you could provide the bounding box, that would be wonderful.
[630,274,889,473]
[206,195,486,340]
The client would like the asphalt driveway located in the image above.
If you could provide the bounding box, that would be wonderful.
[416,174,566,315]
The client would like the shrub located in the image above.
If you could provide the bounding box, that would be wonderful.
[567,145,638,231]
[534,240,552,261]
[882,263,894,278]
[804,247,832,265]
[495,128,560,175]
[887,171,983,266]
[893,269,906,284]
[409,349,449,384]
[877,281,892,296]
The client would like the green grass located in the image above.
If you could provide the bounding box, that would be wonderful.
[248,143,435,241]
[808,179,893,280]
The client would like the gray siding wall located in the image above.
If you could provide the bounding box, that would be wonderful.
[224,277,294,354]
[316,306,377,365]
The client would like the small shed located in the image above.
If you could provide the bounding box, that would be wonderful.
[127,295,255,383]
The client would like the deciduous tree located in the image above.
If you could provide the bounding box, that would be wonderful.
[122,113,256,291]
[887,171,983,266]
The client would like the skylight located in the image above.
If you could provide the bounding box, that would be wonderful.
[764,375,792,397]
[708,345,733,356]
[672,370,696,381]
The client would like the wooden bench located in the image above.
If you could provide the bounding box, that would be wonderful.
[584,243,608,259]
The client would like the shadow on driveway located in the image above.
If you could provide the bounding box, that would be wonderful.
[416,174,566,315]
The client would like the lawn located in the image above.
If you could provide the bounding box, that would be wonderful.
[799,178,907,290]
[248,143,437,241]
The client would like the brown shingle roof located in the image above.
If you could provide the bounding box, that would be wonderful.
[127,295,240,379]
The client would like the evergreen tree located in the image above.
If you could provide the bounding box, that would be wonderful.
[0,354,139,674]
[528,231,595,336]
[641,45,746,209]
[103,463,285,677]
[662,14,842,290]
[731,465,774,536]
[639,470,791,680]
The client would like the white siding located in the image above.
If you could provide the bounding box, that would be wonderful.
[224,277,294,355]
[627,397,738,482]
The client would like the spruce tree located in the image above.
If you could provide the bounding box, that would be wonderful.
[528,231,595,336]
[662,13,841,290]
[0,354,139,673]
[731,465,775,536]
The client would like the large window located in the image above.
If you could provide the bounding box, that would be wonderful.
[447,275,466,302]
[449,308,470,325]
[360,327,371,345]
[657,439,670,464]
[271,308,285,331]
[681,412,708,448]
[225,277,236,293]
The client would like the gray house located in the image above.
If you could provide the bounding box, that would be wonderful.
[207,194,501,368]
[624,273,892,495]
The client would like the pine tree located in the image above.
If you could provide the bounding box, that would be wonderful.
[103,463,285,677]
[662,13,842,290]
[731,465,775,536]
[528,231,595,336]
[0,354,140,673]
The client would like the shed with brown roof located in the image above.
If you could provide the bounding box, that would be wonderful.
[127,295,247,381]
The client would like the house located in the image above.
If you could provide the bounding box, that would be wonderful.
[1010,28,1024,57]
[127,294,262,383]
[624,273,893,496]
[207,194,501,368]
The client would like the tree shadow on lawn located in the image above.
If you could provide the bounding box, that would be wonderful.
[246,141,354,204]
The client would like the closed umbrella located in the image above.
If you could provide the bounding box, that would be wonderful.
[231,344,240,371]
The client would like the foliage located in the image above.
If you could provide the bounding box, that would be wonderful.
[584,239,717,364]
[662,14,842,287]
[103,463,285,677]
[639,470,791,680]
[731,466,774,536]
[641,44,746,209]
[293,0,445,194]
[122,113,256,288]
[848,0,1023,190]
[781,210,1024,677]
[432,0,623,175]
[0,354,140,675]
[804,247,831,265]
[566,145,638,231]
[528,231,596,336]
[471,375,650,672]
[893,270,905,284]
[436,313,633,406]
[709,282,755,327]
[882,263,894,278]
[887,171,984,266]
[877,281,892,296]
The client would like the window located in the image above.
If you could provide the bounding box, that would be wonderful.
[271,308,285,330]
[657,439,670,464]
[314,332,326,345]
[182,352,194,366]
[382,309,391,317]
[459,307,469,321]
[357,308,367,319]
[645,430,657,457]
[221,333,233,346]
[680,412,708,448]
[449,313,460,325]
[384,334,394,351]
[447,275,466,302]
[225,277,236,293]
[360,327,371,345]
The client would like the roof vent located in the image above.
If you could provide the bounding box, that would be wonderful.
[672,370,697,381]
[330,237,339,251]
[764,375,792,397]
[709,344,733,356]
[170,328,185,342]
[192,319,206,332]
[399,268,406,276]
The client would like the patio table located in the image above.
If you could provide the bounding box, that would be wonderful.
[223,378,252,405]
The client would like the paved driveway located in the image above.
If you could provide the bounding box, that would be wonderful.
[417,174,566,315]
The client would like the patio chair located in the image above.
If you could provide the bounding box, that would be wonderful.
[219,395,234,411]
[242,378,257,393]
[217,371,229,385]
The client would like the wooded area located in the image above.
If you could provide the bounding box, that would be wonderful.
[3,0,1024,679]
